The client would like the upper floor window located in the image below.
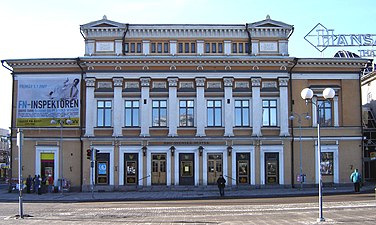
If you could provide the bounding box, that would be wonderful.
[97,100,112,127]
[262,99,277,126]
[205,42,223,54]
[152,100,167,127]
[232,42,249,54]
[207,100,222,127]
[179,100,194,127]
[125,100,139,127]
[178,42,195,54]
[235,100,250,127]
[318,100,332,126]
[124,42,142,54]
[151,42,169,54]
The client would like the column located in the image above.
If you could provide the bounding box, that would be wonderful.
[168,77,178,137]
[85,78,96,136]
[224,77,234,137]
[279,77,290,136]
[140,78,151,137]
[196,77,206,137]
[113,77,123,137]
[252,78,262,136]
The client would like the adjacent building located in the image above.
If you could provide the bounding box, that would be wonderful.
[3,16,369,191]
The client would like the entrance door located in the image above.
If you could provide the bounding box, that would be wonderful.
[96,153,110,185]
[124,153,138,185]
[40,152,54,180]
[179,153,194,185]
[236,153,250,184]
[265,153,279,185]
[151,154,167,185]
[207,154,223,184]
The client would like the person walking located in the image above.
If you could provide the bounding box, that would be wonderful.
[350,169,362,193]
[47,175,54,193]
[216,175,226,197]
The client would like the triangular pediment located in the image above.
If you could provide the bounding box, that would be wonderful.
[81,15,126,29]
[248,15,293,29]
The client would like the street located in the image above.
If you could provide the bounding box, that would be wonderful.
[1,192,375,224]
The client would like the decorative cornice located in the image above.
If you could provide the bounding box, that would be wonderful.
[223,77,234,87]
[278,77,289,87]
[113,77,123,87]
[140,77,151,87]
[251,78,261,87]
[167,78,178,87]
[195,78,206,87]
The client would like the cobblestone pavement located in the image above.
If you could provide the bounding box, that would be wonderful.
[1,193,376,224]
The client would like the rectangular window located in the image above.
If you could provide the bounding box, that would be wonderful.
[232,43,237,53]
[207,100,222,127]
[321,152,333,175]
[212,43,216,53]
[185,43,190,53]
[178,43,183,53]
[151,43,156,53]
[318,100,332,126]
[218,43,223,53]
[124,43,129,53]
[205,43,210,53]
[137,43,142,53]
[97,100,112,127]
[235,100,249,127]
[125,100,139,127]
[191,43,196,53]
[179,100,194,127]
[130,43,135,53]
[164,43,169,53]
[152,100,167,127]
[239,43,244,53]
[157,43,162,53]
[262,99,277,126]
[245,42,249,54]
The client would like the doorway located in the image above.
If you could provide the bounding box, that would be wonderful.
[151,154,167,185]
[207,154,223,185]
[179,153,194,185]
[265,153,279,185]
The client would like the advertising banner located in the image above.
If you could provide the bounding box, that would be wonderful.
[17,76,80,127]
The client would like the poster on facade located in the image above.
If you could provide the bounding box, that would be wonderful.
[16,75,80,127]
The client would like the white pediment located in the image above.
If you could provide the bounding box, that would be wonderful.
[248,15,293,29]
[80,15,126,30]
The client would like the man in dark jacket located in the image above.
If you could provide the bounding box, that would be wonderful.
[217,175,226,197]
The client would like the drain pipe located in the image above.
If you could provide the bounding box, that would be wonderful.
[288,26,295,39]
[76,57,85,192]
[245,23,252,55]
[122,24,129,55]
[289,58,299,188]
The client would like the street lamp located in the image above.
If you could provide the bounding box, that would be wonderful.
[50,118,72,194]
[289,112,310,190]
[301,87,335,222]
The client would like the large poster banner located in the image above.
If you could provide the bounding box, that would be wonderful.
[17,76,80,127]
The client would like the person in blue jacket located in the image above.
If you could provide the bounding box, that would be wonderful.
[350,169,362,193]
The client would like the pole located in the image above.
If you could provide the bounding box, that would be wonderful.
[299,119,303,190]
[17,129,23,218]
[317,107,325,222]
[60,121,64,195]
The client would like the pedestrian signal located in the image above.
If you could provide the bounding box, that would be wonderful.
[86,148,92,160]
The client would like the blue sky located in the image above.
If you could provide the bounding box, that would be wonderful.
[0,0,375,129]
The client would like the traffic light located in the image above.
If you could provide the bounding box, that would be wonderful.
[86,148,92,160]
[93,149,100,161]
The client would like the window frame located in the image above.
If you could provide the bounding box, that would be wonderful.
[97,100,112,127]
[152,99,168,127]
[207,100,222,127]
[262,99,278,127]
[234,99,250,127]
[124,100,140,127]
[179,100,195,127]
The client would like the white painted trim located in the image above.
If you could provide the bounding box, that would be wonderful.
[35,146,59,186]
[231,145,255,186]
[315,144,339,184]
[119,146,143,186]
[146,146,172,186]
[292,73,359,80]
[260,145,284,185]
[202,146,228,186]
[174,146,199,186]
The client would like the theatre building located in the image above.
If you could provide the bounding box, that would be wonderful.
[4,16,369,191]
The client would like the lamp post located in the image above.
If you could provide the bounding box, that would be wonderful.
[289,112,310,190]
[50,118,72,194]
[301,87,335,223]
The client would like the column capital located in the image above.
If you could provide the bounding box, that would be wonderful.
[85,78,96,87]
[223,77,234,87]
[113,77,123,87]
[278,77,289,87]
[140,77,151,87]
[168,77,179,87]
[251,77,261,87]
[195,77,206,87]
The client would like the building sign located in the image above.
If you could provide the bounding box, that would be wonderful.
[305,23,376,57]
[17,76,80,127]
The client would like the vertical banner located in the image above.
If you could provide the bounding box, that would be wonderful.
[17,76,80,127]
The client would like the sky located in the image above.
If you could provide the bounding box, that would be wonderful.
[0,0,375,130]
